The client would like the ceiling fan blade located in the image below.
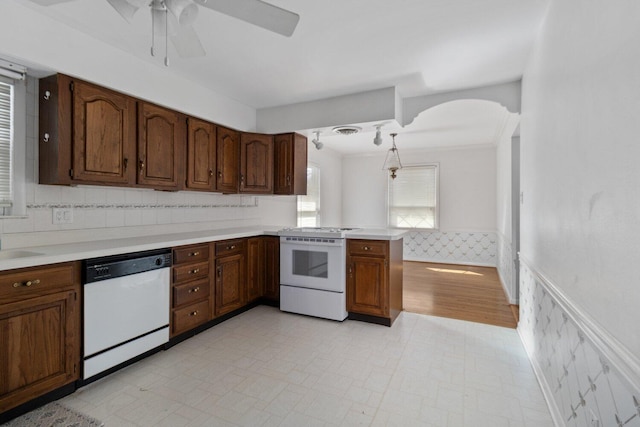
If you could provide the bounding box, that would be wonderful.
[106,0,146,22]
[26,0,75,5]
[170,26,206,58]
[193,0,299,37]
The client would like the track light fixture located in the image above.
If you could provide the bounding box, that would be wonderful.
[312,131,323,150]
[373,125,383,146]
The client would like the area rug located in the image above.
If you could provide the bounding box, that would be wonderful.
[2,402,103,427]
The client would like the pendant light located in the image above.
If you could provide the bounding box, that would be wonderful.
[383,133,402,179]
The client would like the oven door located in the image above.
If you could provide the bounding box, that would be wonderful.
[280,237,346,292]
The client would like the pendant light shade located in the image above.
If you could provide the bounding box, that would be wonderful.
[383,133,402,179]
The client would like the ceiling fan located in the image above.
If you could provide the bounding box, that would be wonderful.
[27,0,300,65]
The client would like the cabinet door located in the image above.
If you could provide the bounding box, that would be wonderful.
[263,236,280,301]
[240,133,273,194]
[215,254,246,316]
[216,127,240,193]
[274,133,307,195]
[72,80,136,185]
[186,118,216,191]
[246,237,264,302]
[346,255,388,317]
[137,101,185,190]
[0,290,79,412]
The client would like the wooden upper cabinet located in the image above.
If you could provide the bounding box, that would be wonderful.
[137,101,186,190]
[39,74,136,186]
[186,118,216,191]
[240,133,274,194]
[274,133,308,195]
[216,126,240,193]
[72,80,136,185]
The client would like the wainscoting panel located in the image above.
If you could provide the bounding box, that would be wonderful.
[519,258,640,427]
[497,232,516,303]
[403,230,497,266]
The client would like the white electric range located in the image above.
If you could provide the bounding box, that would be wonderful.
[278,227,359,321]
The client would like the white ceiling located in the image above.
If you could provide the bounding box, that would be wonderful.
[17,0,548,153]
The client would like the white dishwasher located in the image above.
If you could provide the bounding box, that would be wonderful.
[82,249,171,382]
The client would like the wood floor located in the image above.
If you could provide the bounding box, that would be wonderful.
[403,261,517,328]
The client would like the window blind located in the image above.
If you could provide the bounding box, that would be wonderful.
[0,81,12,208]
[388,165,438,229]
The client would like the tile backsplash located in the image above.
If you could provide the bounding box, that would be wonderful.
[0,77,296,248]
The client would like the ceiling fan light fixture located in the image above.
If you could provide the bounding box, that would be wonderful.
[165,0,199,27]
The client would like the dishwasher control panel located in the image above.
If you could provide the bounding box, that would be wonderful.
[84,249,172,283]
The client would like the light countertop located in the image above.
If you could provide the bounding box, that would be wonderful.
[0,227,406,272]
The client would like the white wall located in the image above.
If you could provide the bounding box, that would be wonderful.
[520,0,640,358]
[0,1,255,131]
[342,146,497,231]
[307,144,343,227]
[518,3,640,421]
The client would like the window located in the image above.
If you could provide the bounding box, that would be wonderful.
[0,59,26,218]
[297,164,320,227]
[388,164,439,229]
[0,79,12,213]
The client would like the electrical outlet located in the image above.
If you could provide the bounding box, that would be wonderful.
[589,409,600,427]
[53,208,73,224]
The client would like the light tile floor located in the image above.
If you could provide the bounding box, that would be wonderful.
[61,306,554,426]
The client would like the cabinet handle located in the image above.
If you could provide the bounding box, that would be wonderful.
[13,279,41,288]
[286,174,291,184]
[349,264,354,278]
[123,158,128,171]
[363,246,371,251]
[43,90,51,100]
[188,286,200,293]
[190,310,198,316]
[43,133,50,143]
[217,267,221,278]
[218,171,222,179]
[189,251,200,257]
[139,159,145,175]
[190,268,200,274]
[240,175,244,183]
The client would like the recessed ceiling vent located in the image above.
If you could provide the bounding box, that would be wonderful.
[332,126,362,136]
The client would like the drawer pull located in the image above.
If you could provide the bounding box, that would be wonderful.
[190,268,200,274]
[188,287,200,293]
[363,246,371,251]
[189,251,200,257]
[190,310,198,316]
[13,279,41,288]
[226,245,236,250]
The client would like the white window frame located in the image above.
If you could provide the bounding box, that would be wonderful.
[0,68,27,218]
[297,163,320,227]
[387,163,439,230]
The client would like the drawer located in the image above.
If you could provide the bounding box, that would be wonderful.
[173,261,209,284]
[172,299,210,336]
[173,277,210,308]
[347,239,388,257]
[215,239,245,257]
[173,244,210,265]
[0,262,79,303]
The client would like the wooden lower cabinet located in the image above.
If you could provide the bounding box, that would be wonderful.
[247,237,264,302]
[171,244,212,337]
[215,240,246,316]
[263,236,280,302]
[346,239,403,326]
[0,262,81,414]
